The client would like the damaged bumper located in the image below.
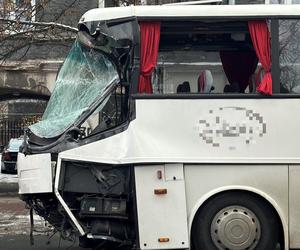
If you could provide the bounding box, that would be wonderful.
[18,153,136,249]
[17,153,53,194]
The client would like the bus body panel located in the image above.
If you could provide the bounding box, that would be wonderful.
[184,164,289,249]
[32,98,300,248]
[135,164,189,249]
[289,165,300,248]
[61,98,300,164]
[80,5,300,23]
[18,153,52,194]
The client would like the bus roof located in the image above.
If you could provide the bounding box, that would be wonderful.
[80,4,300,23]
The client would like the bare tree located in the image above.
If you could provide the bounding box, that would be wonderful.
[1,0,217,62]
[279,20,300,92]
[0,0,81,63]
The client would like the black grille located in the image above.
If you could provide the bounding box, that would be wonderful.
[0,114,42,146]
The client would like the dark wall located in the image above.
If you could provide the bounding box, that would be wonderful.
[36,0,98,27]
[5,42,72,61]
[34,0,98,59]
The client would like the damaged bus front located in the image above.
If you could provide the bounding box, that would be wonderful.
[18,16,139,249]
[18,4,300,250]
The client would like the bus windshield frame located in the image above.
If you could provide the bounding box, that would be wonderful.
[29,40,120,139]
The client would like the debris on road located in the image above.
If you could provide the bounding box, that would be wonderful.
[0,197,52,236]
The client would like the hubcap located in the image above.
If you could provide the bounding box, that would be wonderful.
[211,206,261,250]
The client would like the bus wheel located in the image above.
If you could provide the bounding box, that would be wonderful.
[192,192,279,250]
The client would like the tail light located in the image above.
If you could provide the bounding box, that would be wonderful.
[3,152,12,161]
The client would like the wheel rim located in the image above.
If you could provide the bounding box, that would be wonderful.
[211,205,261,250]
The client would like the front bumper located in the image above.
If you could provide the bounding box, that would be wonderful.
[17,153,53,194]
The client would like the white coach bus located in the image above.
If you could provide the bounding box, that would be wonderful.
[17,4,300,250]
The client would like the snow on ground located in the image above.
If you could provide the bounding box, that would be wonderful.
[0,213,51,235]
[0,197,52,236]
[0,155,54,237]
[0,173,18,183]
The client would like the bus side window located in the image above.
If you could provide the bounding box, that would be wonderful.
[151,20,263,95]
[279,19,300,93]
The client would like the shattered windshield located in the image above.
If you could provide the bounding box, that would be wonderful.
[29,41,119,138]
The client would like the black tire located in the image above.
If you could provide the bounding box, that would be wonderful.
[192,192,279,250]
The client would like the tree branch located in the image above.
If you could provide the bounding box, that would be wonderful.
[0,18,78,32]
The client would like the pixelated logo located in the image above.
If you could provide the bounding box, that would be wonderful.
[195,107,266,150]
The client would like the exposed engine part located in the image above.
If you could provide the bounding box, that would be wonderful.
[21,163,136,249]
[59,162,136,248]
[21,194,77,242]
[59,162,130,197]
[90,219,134,241]
[80,197,127,218]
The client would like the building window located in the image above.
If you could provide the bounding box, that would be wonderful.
[267,0,300,3]
[266,0,285,3]
[227,0,265,4]
[1,0,35,22]
[1,0,36,34]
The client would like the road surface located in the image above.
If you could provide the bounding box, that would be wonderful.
[0,169,90,249]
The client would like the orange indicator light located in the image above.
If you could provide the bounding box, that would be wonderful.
[158,237,170,243]
[154,188,167,195]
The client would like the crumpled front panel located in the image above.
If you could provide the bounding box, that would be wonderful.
[30,41,119,138]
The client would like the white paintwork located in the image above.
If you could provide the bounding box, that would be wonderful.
[54,158,85,236]
[18,153,52,194]
[80,5,300,23]
[184,165,289,249]
[61,99,300,165]
[58,98,300,248]
[23,98,300,248]
[164,163,184,181]
[288,165,300,248]
[135,164,189,249]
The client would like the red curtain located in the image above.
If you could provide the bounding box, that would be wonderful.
[220,51,258,92]
[248,20,272,95]
[138,22,161,93]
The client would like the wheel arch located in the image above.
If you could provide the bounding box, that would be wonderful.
[188,185,287,250]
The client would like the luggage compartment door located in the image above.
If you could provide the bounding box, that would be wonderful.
[135,164,189,249]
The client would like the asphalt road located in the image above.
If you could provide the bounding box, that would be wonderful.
[0,167,91,250]
[0,235,87,250]
[0,195,92,250]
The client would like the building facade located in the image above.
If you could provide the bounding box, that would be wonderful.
[0,0,98,145]
[0,0,98,93]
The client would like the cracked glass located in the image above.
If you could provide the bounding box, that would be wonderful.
[29,41,119,138]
